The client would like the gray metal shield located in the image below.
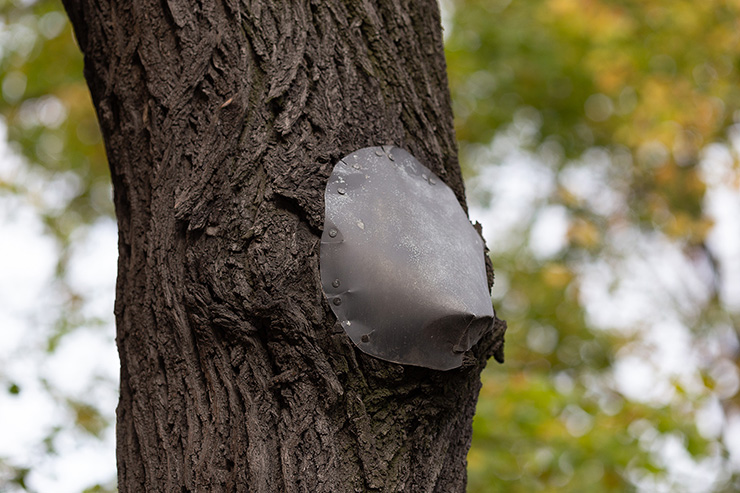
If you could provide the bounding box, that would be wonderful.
[320,146,494,370]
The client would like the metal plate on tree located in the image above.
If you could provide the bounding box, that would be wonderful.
[320,146,494,370]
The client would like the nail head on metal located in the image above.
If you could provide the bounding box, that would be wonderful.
[361,334,370,342]
[333,298,342,306]
[332,279,341,288]
[329,229,338,238]
[337,188,346,195]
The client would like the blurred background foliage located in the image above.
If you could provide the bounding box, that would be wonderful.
[0,0,739,491]
[445,0,740,491]
[0,0,115,491]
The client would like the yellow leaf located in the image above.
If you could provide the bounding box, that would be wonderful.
[542,263,574,288]
[568,219,601,249]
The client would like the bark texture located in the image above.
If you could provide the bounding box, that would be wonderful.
[62,0,506,491]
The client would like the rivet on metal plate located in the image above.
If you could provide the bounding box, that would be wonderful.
[332,279,341,288]
[337,188,346,195]
[320,146,494,371]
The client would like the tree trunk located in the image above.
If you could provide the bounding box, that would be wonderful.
[62,0,506,491]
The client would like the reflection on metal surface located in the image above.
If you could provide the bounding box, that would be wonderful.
[320,146,494,370]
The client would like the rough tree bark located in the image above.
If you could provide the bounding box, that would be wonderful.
[62,0,506,491]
